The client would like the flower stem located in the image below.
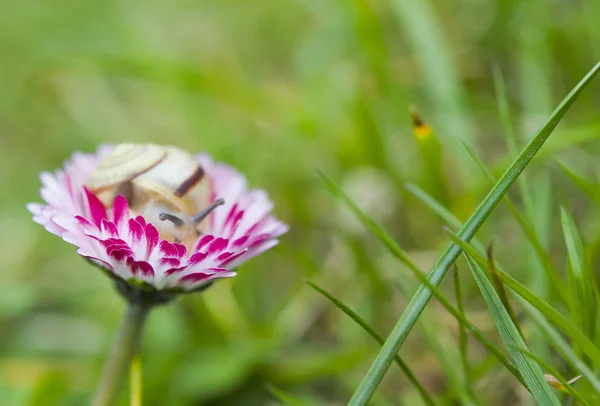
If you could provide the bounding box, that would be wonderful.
[130,352,142,406]
[92,301,151,406]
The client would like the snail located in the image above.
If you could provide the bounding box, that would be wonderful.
[85,143,223,248]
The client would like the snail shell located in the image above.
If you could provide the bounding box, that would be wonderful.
[85,143,212,245]
[85,144,167,192]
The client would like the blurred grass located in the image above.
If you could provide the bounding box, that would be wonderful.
[2,0,600,405]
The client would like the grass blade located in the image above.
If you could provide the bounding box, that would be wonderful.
[557,162,600,278]
[464,256,560,405]
[460,141,567,305]
[407,177,565,305]
[396,279,481,405]
[492,65,518,154]
[305,280,436,406]
[493,65,551,313]
[322,175,525,386]
[349,62,600,405]
[556,160,600,204]
[444,228,600,369]
[405,183,463,230]
[561,207,597,341]
[486,245,525,340]
[453,266,471,392]
[521,298,600,396]
[504,344,591,406]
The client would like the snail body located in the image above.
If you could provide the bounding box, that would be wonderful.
[85,143,214,247]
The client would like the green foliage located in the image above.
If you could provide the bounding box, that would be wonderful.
[322,174,525,386]
[446,230,600,399]
[561,208,597,342]
[464,256,560,405]
[350,62,600,405]
[306,280,435,406]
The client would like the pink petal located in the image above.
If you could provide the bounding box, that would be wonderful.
[105,242,130,253]
[158,241,187,259]
[128,218,144,243]
[101,219,119,237]
[247,239,279,258]
[84,188,107,228]
[216,251,234,261]
[207,238,228,255]
[194,235,214,252]
[218,250,248,266]
[232,235,249,248]
[26,203,43,215]
[249,233,270,247]
[160,257,181,267]
[227,210,245,237]
[179,272,211,283]
[101,237,128,248]
[112,195,129,226]
[189,251,208,264]
[224,204,239,227]
[75,215,95,229]
[135,216,147,227]
[126,258,155,277]
[206,267,231,273]
[174,243,187,258]
[144,223,159,253]
[109,248,133,262]
[165,266,187,276]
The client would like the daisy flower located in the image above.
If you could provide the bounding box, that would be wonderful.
[28,144,288,293]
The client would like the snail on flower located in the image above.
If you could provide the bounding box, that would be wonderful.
[85,144,226,250]
[28,143,288,292]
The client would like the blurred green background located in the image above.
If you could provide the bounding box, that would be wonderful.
[2,0,600,404]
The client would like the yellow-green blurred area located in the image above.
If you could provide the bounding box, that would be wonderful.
[2,0,600,404]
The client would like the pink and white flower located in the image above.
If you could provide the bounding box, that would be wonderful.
[27,145,288,292]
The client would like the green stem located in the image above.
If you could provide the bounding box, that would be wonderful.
[130,352,142,406]
[92,301,151,406]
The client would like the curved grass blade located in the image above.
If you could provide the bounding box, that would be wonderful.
[556,160,600,204]
[396,279,482,405]
[460,141,567,305]
[492,65,518,153]
[407,179,565,306]
[557,162,600,292]
[405,183,463,230]
[445,228,600,368]
[392,277,524,387]
[489,123,600,172]
[521,298,600,396]
[561,207,597,341]
[321,174,525,387]
[305,280,436,406]
[453,267,471,392]
[486,245,525,340]
[349,62,600,405]
[504,344,592,406]
[493,66,551,320]
[464,256,560,405]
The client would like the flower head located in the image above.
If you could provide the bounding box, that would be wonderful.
[28,144,288,292]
